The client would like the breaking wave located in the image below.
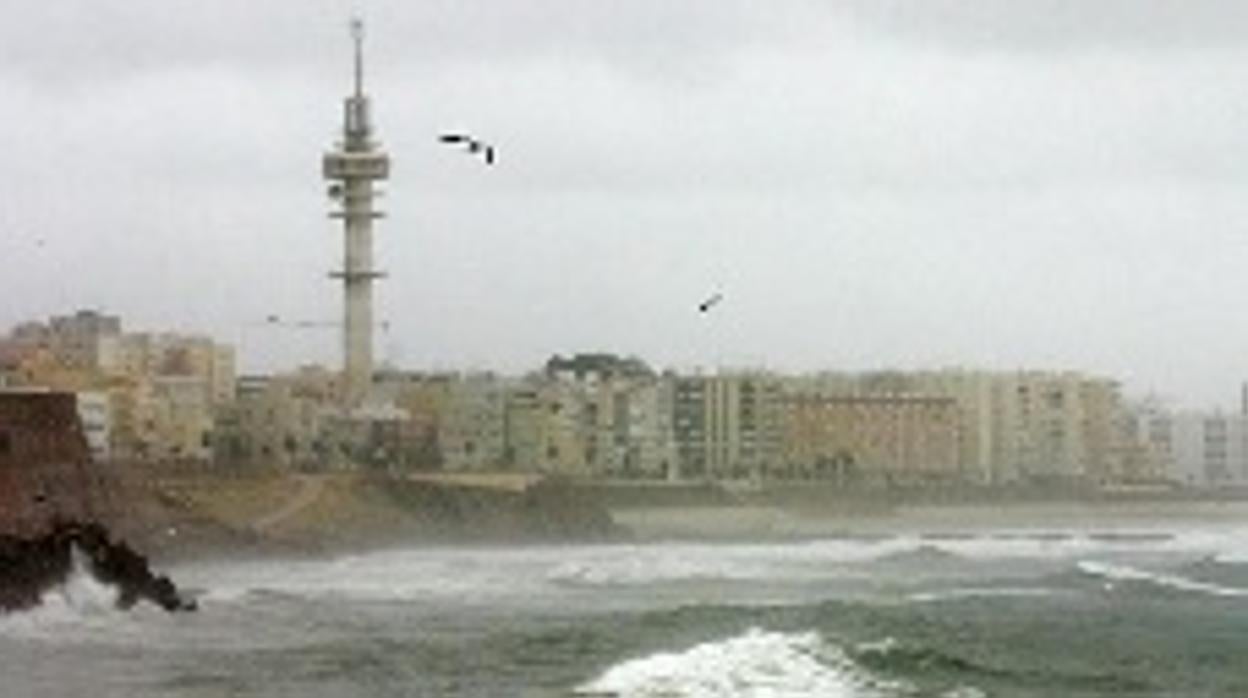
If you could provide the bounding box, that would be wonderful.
[55,548,122,611]
[1077,560,1248,598]
[0,548,121,633]
[544,532,1218,589]
[548,561,729,588]
[176,527,1248,606]
[574,628,907,698]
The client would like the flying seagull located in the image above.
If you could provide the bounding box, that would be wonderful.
[698,293,724,313]
[439,132,496,166]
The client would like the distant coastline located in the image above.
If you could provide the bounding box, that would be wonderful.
[111,469,1248,564]
[115,470,623,564]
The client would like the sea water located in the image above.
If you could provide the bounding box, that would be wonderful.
[3,524,1248,696]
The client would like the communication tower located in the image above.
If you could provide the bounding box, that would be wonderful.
[323,18,390,407]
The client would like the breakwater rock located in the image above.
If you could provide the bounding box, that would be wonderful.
[0,520,195,614]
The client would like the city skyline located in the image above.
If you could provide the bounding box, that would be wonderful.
[5,2,1248,409]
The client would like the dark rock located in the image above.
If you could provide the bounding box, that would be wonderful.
[0,520,195,614]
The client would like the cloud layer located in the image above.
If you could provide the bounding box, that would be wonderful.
[3,2,1247,408]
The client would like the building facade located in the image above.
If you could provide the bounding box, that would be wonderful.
[1129,408,1248,487]
[779,394,961,484]
[672,372,780,481]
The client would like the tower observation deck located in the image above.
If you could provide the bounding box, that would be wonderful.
[323,18,390,407]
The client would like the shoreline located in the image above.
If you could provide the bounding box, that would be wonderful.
[149,494,1248,566]
[95,468,1248,566]
[613,498,1248,543]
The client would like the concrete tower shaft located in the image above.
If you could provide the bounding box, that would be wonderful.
[323,18,390,407]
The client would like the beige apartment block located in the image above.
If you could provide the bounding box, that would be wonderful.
[501,378,602,476]
[987,371,1123,484]
[387,372,454,471]
[780,368,1130,485]
[46,310,122,371]
[503,384,546,472]
[216,371,337,468]
[538,379,593,476]
[779,394,961,484]
[9,347,98,393]
[551,375,676,480]
[100,332,236,407]
[502,382,568,474]
[611,379,678,480]
[439,373,507,472]
[108,375,213,461]
[909,369,997,483]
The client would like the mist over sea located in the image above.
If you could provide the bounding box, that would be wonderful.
[4,517,1248,697]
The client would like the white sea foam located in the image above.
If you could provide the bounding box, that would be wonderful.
[181,526,1248,608]
[1077,560,1248,598]
[942,686,987,698]
[55,548,121,612]
[574,628,904,698]
[187,548,556,605]
[1206,532,1248,565]
[0,547,121,635]
[545,546,781,588]
[1214,551,1248,565]
[547,559,731,588]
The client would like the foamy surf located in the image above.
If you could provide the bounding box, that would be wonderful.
[0,548,121,635]
[1077,560,1248,598]
[575,628,904,698]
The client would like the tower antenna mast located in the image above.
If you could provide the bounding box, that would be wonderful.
[351,16,364,98]
[323,16,391,408]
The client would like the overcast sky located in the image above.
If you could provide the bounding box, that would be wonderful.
[4,1,1248,408]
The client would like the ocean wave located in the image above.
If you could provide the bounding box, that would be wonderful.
[547,558,743,588]
[1076,560,1248,598]
[0,549,122,634]
[175,529,1248,605]
[180,550,554,604]
[852,635,998,681]
[906,586,1059,603]
[865,528,1248,564]
[942,687,987,698]
[807,532,1187,566]
[575,628,907,698]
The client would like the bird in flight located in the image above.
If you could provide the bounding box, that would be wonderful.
[439,132,496,165]
[698,293,724,313]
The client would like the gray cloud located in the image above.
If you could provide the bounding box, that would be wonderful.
[0,1,810,85]
[841,0,1248,51]
[3,2,1248,408]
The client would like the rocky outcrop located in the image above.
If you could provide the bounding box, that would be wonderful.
[0,520,195,614]
[0,393,192,614]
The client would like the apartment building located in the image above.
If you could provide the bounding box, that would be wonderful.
[779,394,960,484]
[1129,408,1248,487]
[672,372,780,481]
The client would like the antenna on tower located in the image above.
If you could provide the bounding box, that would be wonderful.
[350,16,365,97]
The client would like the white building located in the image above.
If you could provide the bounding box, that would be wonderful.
[75,391,111,462]
[1131,409,1248,487]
